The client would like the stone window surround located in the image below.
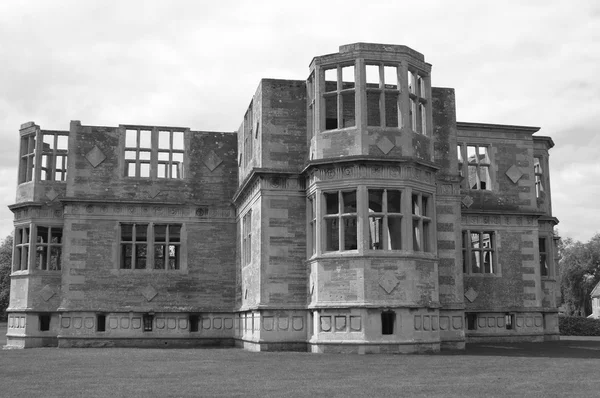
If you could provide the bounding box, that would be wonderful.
[12,222,64,274]
[457,142,494,191]
[462,230,499,275]
[241,210,252,267]
[118,222,186,272]
[313,59,431,136]
[123,126,185,179]
[309,184,436,257]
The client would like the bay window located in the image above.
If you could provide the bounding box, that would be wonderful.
[323,191,357,251]
[368,189,403,250]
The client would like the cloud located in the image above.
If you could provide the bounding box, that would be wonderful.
[0,0,598,242]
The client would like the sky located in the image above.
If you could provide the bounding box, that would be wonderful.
[0,0,598,242]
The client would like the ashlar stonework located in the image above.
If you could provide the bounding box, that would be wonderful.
[6,43,559,352]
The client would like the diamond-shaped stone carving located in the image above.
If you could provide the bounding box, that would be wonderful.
[203,150,223,171]
[141,285,158,302]
[464,287,478,303]
[85,146,106,168]
[377,137,395,155]
[149,185,161,198]
[40,285,55,302]
[46,188,59,201]
[379,271,399,294]
[505,164,524,184]
[462,195,474,208]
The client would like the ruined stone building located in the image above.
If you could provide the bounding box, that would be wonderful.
[6,43,560,353]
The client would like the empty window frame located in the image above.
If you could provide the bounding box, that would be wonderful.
[381,311,395,335]
[120,223,182,270]
[14,226,30,271]
[462,231,496,274]
[323,63,356,131]
[366,63,402,128]
[153,224,181,270]
[307,72,316,138]
[408,70,427,134]
[539,237,549,277]
[534,157,543,198]
[19,134,37,183]
[243,103,254,167]
[323,190,357,251]
[40,132,68,181]
[125,128,184,178]
[35,226,62,270]
[120,223,148,269]
[368,189,403,250]
[412,193,432,252]
[242,211,252,266]
[458,144,492,190]
[39,314,51,331]
[308,196,316,256]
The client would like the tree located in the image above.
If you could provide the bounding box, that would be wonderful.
[0,234,13,320]
[560,233,600,316]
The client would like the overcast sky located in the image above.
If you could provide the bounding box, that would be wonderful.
[0,0,598,242]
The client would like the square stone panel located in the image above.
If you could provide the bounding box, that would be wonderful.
[506,164,524,184]
[40,285,56,302]
[462,195,474,208]
[141,285,158,302]
[379,270,399,294]
[85,145,107,168]
[46,188,59,202]
[203,150,223,171]
[377,137,395,155]
[464,287,478,303]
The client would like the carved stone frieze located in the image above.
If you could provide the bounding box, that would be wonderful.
[309,164,434,185]
[64,203,234,219]
[461,214,537,227]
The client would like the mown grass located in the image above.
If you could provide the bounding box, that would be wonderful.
[1,322,599,398]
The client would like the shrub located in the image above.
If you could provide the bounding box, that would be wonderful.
[559,316,600,336]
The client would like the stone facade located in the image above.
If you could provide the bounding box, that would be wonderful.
[6,43,559,352]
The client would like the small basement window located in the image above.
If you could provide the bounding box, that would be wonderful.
[189,315,199,332]
[143,314,154,332]
[505,313,515,330]
[381,311,395,335]
[97,314,106,332]
[39,315,51,331]
[466,313,477,330]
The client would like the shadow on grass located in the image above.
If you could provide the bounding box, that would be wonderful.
[454,340,600,359]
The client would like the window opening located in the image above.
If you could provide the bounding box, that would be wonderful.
[242,212,252,266]
[459,144,492,190]
[381,311,395,335]
[463,230,496,274]
[323,64,355,131]
[534,157,543,198]
[39,315,50,331]
[35,226,62,270]
[19,134,36,183]
[367,63,401,128]
[466,313,477,330]
[539,237,548,277]
[120,224,148,269]
[307,72,315,138]
[189,315,199,332]
[154,224,181,270]
[408,70,427,134]
[368,189,403,250]
[243,103,254,167]
[40,132,68,181]
[125,127,185,178]
[412,193,431,252]
[308,196,316,256]
[143,314,153,332]
[14,226,30,271]
[505,313,514,330]
[323,190,357,251]
[97,314,106,332]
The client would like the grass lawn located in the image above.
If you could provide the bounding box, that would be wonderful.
[1,321,599,398]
